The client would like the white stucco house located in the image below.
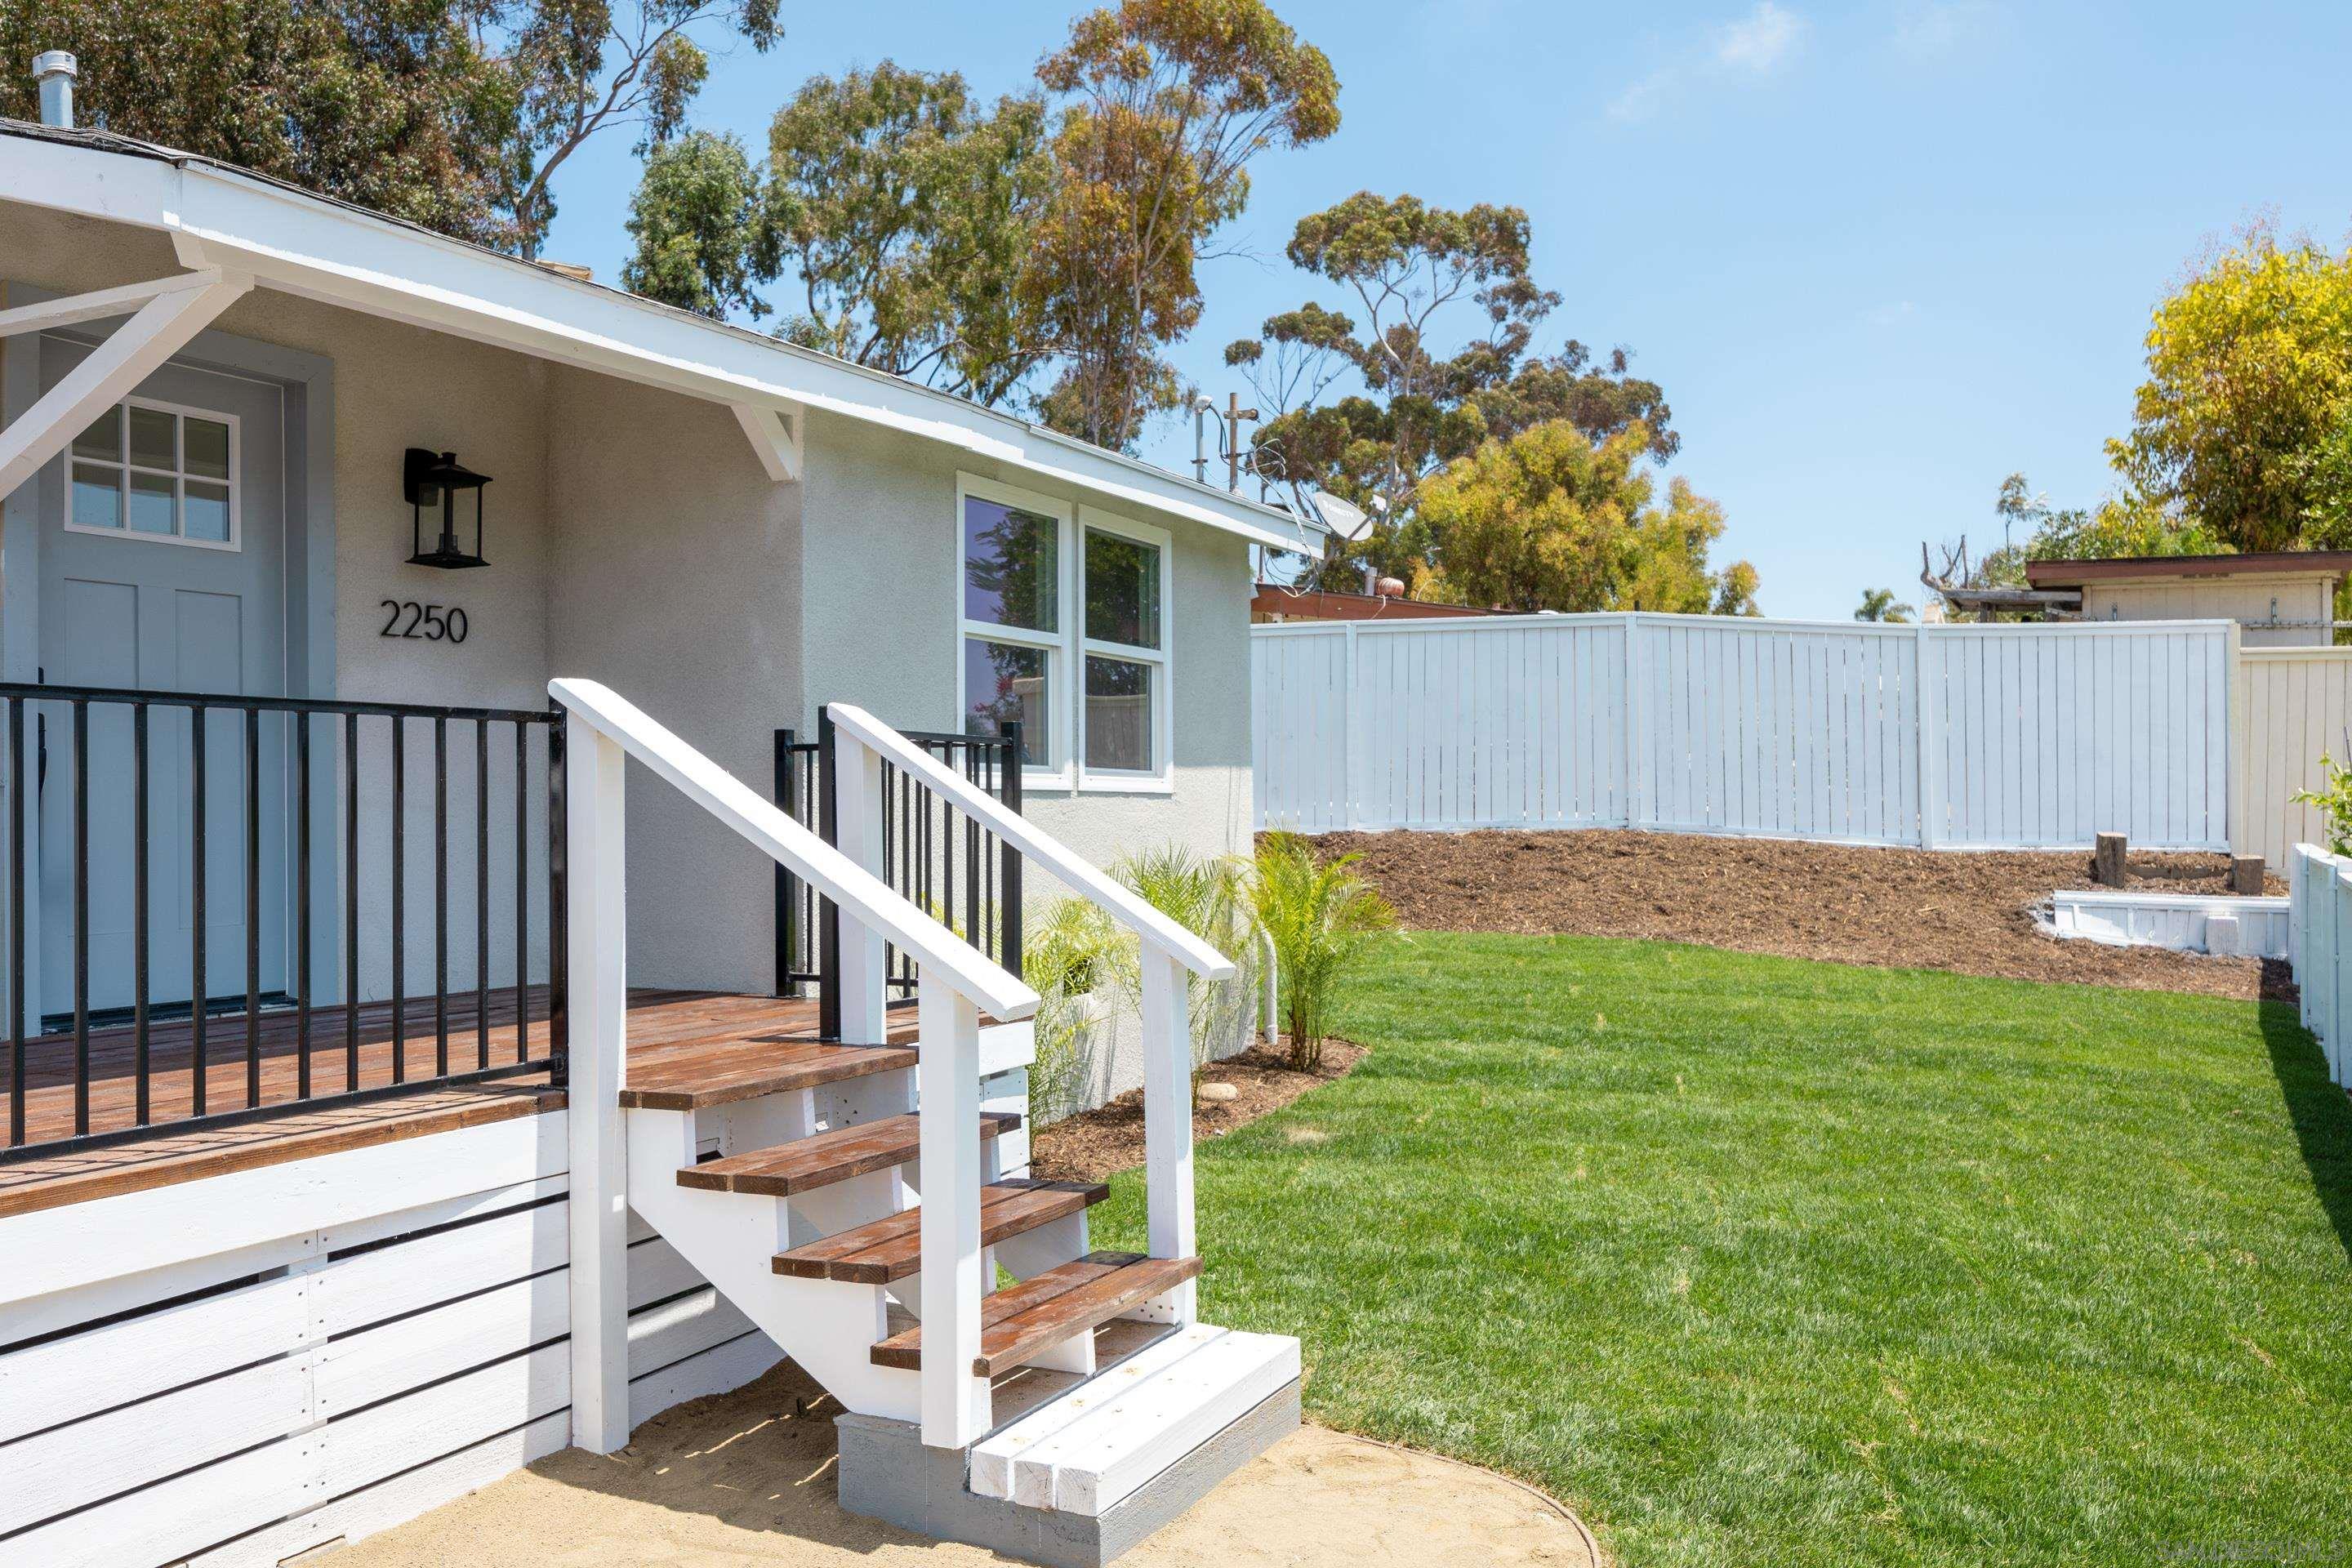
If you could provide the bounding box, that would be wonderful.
[0,87,1319,1568]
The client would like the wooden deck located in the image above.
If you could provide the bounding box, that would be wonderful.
[0,988,906,1218]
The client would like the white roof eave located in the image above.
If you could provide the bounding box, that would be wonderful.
[1,129,1324,558]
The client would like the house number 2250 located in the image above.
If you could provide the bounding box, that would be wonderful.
[379,599,471,644]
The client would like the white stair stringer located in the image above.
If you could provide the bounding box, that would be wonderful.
[625,1104,933,1424]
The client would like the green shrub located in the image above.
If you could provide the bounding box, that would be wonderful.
[1111,844,1261,1082]
[1246,832,1396,1071]
[2294,751,2352,856]
[1021,897,1124,1128]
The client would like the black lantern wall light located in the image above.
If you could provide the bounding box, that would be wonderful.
[403,448,492,568]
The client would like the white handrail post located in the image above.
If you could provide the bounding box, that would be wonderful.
[833,718,889,1042]
[565,714,631,1454]
[917,971,989,1446]
[1140,947,1197,1324]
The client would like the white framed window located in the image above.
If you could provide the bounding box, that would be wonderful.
[65,396,240,551]
[1076,506,1171,790]
[956,476,1173,792]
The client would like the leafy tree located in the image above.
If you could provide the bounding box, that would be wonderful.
[0,0,778,256]
[1855,588,1914,623]
[1227,192,1675,590]
[1027,0,1341,450]
[621,129,776,319]
[505,0,781,258]
[2111,222,2352,553]
[1414,421,1757,614]
[0,0,525,246]
[763,64,1051,403]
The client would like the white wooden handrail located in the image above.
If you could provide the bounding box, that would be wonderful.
[550,679,1038,1022]
[826,702,1236,980]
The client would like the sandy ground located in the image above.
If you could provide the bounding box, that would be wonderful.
[330,1362,1597,1568]
[1307,828,2293,1002]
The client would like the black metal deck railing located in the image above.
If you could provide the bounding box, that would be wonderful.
[775,712,1022,1039]
[0,681,568,1161]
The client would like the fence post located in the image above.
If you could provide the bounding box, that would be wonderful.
[564,711,630,1455]
[1342,621,1363,831]
[1140,945,1198,1325]
[915,971,989,1447]
[1621,613,1642,829]
[2225,620,2247,857]
[832,714,889,1044]
[1915,623,1942,849]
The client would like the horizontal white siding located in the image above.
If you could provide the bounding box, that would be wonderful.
[0,1112,777,1568]
[2291,843,2352,1089]
[1255,613,2236,851]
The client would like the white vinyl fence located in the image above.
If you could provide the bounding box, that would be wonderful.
[2237,648,2352,868]
[1254,613,2238,851]
[2289,842,2352,1086]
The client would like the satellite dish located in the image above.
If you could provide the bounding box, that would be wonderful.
[1310,491,1374,543]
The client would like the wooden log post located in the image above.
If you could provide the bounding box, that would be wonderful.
[2093,832,2128,889]
[2230,855,2265,897]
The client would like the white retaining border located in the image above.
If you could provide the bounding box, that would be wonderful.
[2043,889,2290,959]
[2289,843,2352,1087]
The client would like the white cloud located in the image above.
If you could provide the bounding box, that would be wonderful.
[1609,4,1806,123]
[1716,2,1805,72]
[1864,301,1918,327]
[1891,1,1993,59]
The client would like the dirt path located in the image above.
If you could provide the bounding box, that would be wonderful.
[1309,829,2292,1003]
[329,1362,1598,1568]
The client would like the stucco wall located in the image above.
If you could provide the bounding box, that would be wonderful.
[541,364,805,995]
[797,410,1256,875]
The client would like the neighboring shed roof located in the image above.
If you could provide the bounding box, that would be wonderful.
[0,118,1323,557]
[2025,550,2352,588]
[1250,585,1490,622]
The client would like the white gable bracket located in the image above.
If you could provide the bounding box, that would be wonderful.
[0,268,225,339]
[0,272,252,501]
[731,401,803,483]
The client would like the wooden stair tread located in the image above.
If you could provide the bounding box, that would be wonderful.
[870,1251,1203,1375]
[677,1111,1023,1196]
[617,1036,918,1110]
[773,1179,1106,1284]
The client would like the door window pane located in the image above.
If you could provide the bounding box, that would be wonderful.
[129,405,176,470]
[964,497,1058,632]
[72,464,122,529]
[964,638,1049,764]
[184,418,230,481]
[128,471,176,535]
[185,481,231,542]
[1084,656,1155,773]
[1085,529,1161,649]
[72,408,122,461]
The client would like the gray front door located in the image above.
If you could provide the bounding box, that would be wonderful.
[36,339,287,1019]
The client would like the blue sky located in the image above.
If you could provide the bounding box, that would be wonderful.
[539,1,2352,621]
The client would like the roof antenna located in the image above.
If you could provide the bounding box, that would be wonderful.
[33,51,76,129]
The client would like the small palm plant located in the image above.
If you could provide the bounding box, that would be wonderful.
[1111,844,1260,1084]
[1247,832,1396,1071]
[1022,897,1124,1127]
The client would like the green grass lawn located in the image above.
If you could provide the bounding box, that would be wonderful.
[1089,934,2352,1567]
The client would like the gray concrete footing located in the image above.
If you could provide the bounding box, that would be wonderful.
[836,1379,1303,1567]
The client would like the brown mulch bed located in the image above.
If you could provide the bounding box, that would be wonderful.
[1029,1038,1368,1183]
[1306,829,2296,1004]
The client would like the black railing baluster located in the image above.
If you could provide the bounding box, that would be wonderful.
[134,702,150,1125]
[964,742,982,961]
[72,700,88,1135]
[514,721,528,1063]
[546,704,568,1080]
[296,711,312,1101]
[1000,720,1023,980]
[434,715,449,1079]
[391,714,406,1085]
[7,697,21,1147]
[192,705,207,1117]
[775,728,797,998]
[817,708,840,1040]
[344,712,359,1090]
[245,706,261,1108]
[476,718,489,1071]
